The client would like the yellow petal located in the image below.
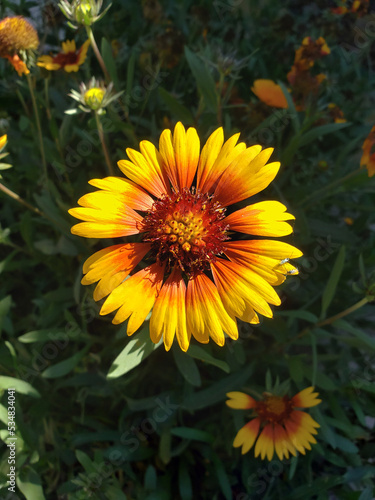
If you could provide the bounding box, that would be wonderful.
[150,268,189,351]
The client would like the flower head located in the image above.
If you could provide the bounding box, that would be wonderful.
[360,125,375,177]
[331,0,368,16]
[59,0,111,28]
[37,39,90,72]
[251,80,288,109]
[0,16,39,55]
[0,16,39,75]
[294,37,330,72]
[66,77,123,114]
[226,387,321,460]
[69,123,302,351]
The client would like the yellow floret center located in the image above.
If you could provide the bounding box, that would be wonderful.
[84,88,105,109]
[264,396,286,415]
[162,211,208,252]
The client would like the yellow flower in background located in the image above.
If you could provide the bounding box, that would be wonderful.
[360,125,375,177]
[0,16,39,75]
[0,134,7,151]
[37,39,90,72]
[251,80,288,109]
[227,387,321,460]
[69,123,302,352]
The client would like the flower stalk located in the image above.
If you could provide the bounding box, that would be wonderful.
[94,111,114,175]
[27,74,48,184]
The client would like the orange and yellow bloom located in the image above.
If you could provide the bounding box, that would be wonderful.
[69,123,302,351]
[0,16,39,75]
[37,39,90,72]
[251,80,288,109]
[360,125,375,177]
[227,387,321,460]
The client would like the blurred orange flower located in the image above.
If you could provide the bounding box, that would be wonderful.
[360,126,375,177]
[332,0,368,15]
[294,37,330,72]
[3,53,30,76]
[0,16,39,75]
[251,79,288,109]
[37,39,90,72]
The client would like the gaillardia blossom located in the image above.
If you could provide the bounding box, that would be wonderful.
[69,123,302,351]
[0,16,39,75]
[226,387,321,460]
[37,39,90,72]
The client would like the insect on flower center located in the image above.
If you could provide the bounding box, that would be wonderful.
[142,189,228,276]
[256,395,293,424]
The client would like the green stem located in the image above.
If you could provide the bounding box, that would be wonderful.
[297,168,362,208]
[27,74,48,185]
[16,88,30,118]
[316,296,370,328]
[86,26,110,82]
[0,181,46,218]
[95,112,114,176]
[288,296,371,345]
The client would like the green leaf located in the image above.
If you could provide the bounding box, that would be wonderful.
[186,345,230,373]
[101,37,119,89]
[288,476,344,499]
[278,310,318,323]
[41,349,86,379]
[75,450,96,474]
[211,453,232,500]
[298,122,350,148]
[182,363,253,411]
[144,465,157,490]
[17,466,46,500]
[126,49,136,97]
[288,357,304,383]
[158,88,194,124]
[359,487,374,500]
[0,295,12,336]
[172,347,201,387]
[178,461,193,500]
[184,47,217,112]
[107,327,161,379]
[159,428,171,465]
[321,245,346,319]
[278,80,300,133]
[104,485,128,500]
[334,319,375,350]
[334,434,358,453]
[0,376,40,398]
[18,330,68,343]
[171,427,214,444]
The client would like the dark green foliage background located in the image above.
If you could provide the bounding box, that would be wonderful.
[0,0,374,499]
